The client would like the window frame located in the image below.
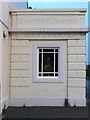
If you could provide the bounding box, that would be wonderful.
[37,47,59,78]
[32,42,66,83]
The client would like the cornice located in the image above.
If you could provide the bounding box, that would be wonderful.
[10,8,87,12]
[8,28,89,33]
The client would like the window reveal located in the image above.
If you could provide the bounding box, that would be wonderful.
[38,48,59,77]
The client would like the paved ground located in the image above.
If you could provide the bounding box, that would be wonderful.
[2,106,88,119]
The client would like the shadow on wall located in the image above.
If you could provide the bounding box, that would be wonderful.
[86,65,90,94]
[86,64,90,78]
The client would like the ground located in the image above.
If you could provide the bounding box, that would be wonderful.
[2,106,88,119]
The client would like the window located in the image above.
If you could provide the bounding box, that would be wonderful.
[32,41,67,83]
[38,48,59,78]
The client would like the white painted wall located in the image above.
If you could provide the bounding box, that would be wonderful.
[10,33,86,106]
[0,21,3,114]
[0,7,87,108]
[10,40,67,98]
[0,1,28,113]
[9,9,87,106]
[11,9,86,29]
[0,2,11,113]
[0,21,10,114]
[67,38,86,98]
[0,2,10,28]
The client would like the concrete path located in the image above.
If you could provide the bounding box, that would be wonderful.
[2,106,88,119]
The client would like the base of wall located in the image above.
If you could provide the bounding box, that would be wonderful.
[0,97,86,115]
[69,98,86,106]
[9,97,86,107]
[9,98,64,106]
[1,97,9,113]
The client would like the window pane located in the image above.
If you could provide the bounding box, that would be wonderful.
[39,53,42,72]
[55,49,58,52]
[39,73,42,76]
[55,73,58,76]
[55,53,58,72]
[43,73,54,76]
[43,49,54,52]
[38,48,59,77]
[39,49,42,52]
[43,53,54,72]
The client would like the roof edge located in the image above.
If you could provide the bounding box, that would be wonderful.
[9,8,87,12]
[9,28,89,33]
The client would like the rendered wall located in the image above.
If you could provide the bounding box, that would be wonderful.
[0,2,10,28]
[9,9,87,106]
[10,32,86,106]
[0,21,2,114]
[11,9,86,29]
[0,1,32,113]
[0,2,11,113]
[0,21,10,110]
[10,40,67,98]
[67,35,86,106]
[2,24,10,100]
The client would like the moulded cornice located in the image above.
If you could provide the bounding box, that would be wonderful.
[10,8,87,12]
[8,28,89,33]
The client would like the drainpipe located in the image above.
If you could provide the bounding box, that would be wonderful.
[27,0,28,9]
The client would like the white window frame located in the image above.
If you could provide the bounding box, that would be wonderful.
[32,41,66,83]
[37,47,59,78]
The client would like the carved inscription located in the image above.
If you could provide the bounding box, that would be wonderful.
[17,15,79,28]
[11,33,84,40]
[16,33,71,39]
[19,17,78,25]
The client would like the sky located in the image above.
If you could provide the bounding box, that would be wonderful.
[28,1,89,65]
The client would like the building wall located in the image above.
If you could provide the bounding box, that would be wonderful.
[0,2,10,28]
[0,22,3,113]
[10,40,67,98]
[68,38,86,98]
[2,24,10,100]
[10,33,86,106]
[0,1,27,113]
[67,36,86,105]
[9,9,87,106]
[11,9,86,29]
[0,2,10,112]
[0,21,10,115]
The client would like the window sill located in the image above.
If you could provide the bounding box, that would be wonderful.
[32,77,63,83]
